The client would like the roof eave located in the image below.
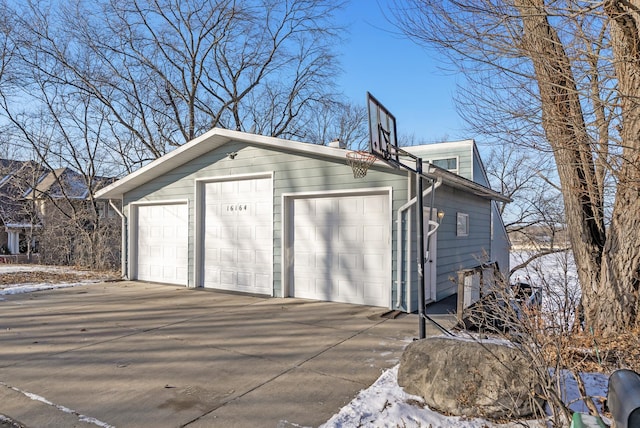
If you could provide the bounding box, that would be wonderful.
[427,166,511,203]
[94,128,511,204]
[95,128,363,199]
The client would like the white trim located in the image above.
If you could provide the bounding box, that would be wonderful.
[429,155,459,174]
[424,208,438,302]
[281,187,393,308]
[129,199,190,284]
[96,128,508,203]
[131,199,190,207]
[4,223,36,229]
[194,171,274,185]
[281,186,391,199]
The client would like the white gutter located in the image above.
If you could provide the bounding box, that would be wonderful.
[109,199,128,279]
[395,176,442,311]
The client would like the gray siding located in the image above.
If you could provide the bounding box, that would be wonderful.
[434,188,492,300]
[405,183,492,310]
[472,147,489,186]
[407,142,474,179]
[491,202,511,277]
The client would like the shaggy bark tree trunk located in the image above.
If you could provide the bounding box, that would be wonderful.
[515,0,640,334]
[597,0,640,333]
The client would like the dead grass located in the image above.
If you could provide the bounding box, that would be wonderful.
[548,328,640,374]
[0,269,119,287]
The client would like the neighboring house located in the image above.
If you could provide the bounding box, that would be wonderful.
[0,159,47,255]
[0,160,119,265]
[95,128,510,312]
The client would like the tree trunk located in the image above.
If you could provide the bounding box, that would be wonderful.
[596,0,640,333]
[515,0,640,334]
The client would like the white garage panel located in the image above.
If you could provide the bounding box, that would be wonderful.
[136,204,188,285]
[202,177,273,295]
[292,193,390,307]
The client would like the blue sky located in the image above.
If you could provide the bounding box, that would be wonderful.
[336,1,466,143]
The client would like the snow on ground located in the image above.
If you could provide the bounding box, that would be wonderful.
[1,261,610,427]
[0,264,107,298]
[321,365,550,428]
[322,355,609,428]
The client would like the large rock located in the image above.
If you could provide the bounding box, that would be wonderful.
[397,337,544,419]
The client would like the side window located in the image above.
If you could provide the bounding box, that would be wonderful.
[457,212,469,237]
[432,157,458,173]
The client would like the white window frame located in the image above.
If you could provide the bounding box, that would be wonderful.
[430,156,459,174]
[457,212,469,237]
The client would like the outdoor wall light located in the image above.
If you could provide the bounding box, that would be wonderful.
[227,151,238,159]
[437,210,445,222]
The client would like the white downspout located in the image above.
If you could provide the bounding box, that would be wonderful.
[395,176,442,311]
[108,199,128,279]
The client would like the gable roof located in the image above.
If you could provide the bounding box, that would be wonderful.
[25,167,92,200]
[0,160,117,226]
[95,128,510,203]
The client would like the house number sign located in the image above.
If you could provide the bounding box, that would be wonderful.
[225,204,248,213]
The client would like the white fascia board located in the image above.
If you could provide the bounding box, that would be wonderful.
[95,128,361,199]
[402,139,474,156]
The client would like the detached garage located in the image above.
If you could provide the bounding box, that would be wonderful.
[96,128,509,312]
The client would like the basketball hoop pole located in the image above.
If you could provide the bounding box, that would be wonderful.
[366,92,439,340]
[416,158,426,339]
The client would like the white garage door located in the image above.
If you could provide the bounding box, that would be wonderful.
[202,177,273,295]
[136,203,188,285]
[292,193,390,307]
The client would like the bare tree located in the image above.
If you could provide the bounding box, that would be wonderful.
[303,101,369,149]
[392,1,639,335]
[483,143,570,276]
[7,0,344,172]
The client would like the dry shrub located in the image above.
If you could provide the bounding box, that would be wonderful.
[459,266,625,427]
[546,328,640,374]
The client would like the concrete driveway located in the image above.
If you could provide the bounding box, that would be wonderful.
[0,281,440,427]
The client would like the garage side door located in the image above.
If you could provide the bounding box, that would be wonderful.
[292,193,390,307]
[202,177,273,295]
[136,203,188,285]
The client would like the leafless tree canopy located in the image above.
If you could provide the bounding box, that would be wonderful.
[0,0,349,269]
[1,0,345,172]
[393,0,640,335]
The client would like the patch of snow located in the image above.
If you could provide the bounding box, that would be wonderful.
[0,264,72,274]
[321,365,548,427]
[554,370,609,415]
[0,264,104,295]
[0,281,100,295]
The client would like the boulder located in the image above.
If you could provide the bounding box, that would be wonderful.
[397,336,544,419]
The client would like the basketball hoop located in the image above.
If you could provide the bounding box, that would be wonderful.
[346,150,377,178]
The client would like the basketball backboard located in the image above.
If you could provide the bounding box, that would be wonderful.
[367,92,399,166]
